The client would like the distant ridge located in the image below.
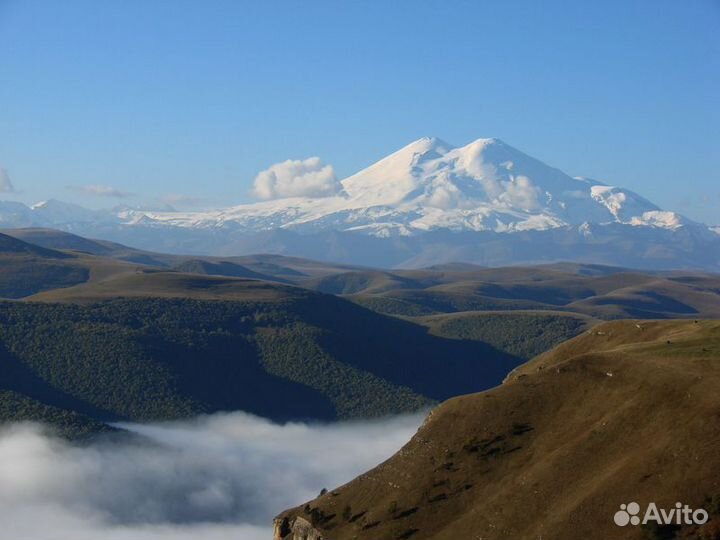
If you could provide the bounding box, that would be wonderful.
[0,231,70,258]
[1,138,718,269]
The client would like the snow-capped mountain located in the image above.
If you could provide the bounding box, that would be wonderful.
[1,137,718,269]
[31,199,103,224]
[113,137,690,237]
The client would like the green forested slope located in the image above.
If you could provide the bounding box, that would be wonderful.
[0,295,523,433]
[420,311,592,360]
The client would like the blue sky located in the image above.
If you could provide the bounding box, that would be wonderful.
[0,0,718,222]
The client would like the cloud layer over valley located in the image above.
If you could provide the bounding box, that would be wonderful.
[0,411,423,540]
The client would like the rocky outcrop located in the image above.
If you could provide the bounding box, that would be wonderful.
[273,515,325,540]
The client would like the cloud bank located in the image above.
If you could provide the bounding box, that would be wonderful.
[0,168,15,192]
[0,411,423,540]
[252,157,341,200]
[500,175,541,210]
[69,184,135,198]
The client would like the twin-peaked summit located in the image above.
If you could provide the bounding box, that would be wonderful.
[129,136,682,237]
[0,137,717,269]
[338,136,663,229]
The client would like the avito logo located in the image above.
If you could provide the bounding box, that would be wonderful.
[614,501,709,527]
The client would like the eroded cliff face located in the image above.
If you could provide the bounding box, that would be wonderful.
[273,515,325,540]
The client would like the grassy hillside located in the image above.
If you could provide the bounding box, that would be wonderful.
[171,259,286,282]
[277,320,720,540]
[0,231,161,299]
[0,232,90,298]
[0,227,174,266]
[0,292,524,432]
[0,231,71,257]
[0,256,89,298]
[1,228,363,281]
[315,266,720,320]
[5,229,719,321]
[27,271,307,303]
[308,270,423,295]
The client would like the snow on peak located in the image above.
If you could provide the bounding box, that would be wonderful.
[341,137,452,204]
[0,137,702,239]
[32,199,85,211]
[30,200,51,210]
[455,136,505,154]
[630,210,686,229]
[590,185,660,223]
[30,199,100,223]
[341,136,570,212]
[402,136,453,153]
[110,136,697,236]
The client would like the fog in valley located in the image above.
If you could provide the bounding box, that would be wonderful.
[0,411,424,540]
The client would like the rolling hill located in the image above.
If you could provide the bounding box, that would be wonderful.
[275,320,720,540]
[1,229,718,443]
[0,284,527,436]
[0,227,364,282]
[27,271,306,303]
[310,266,720,320]
[0,230,162,299]
[6,228,719,322]
[0,227,172,266]
[0,231,93,298]
[170,259,285,281]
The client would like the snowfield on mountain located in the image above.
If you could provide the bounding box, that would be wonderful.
[1,137,718,269]
[77,137,691,235]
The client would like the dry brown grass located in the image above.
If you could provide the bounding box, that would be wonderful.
[27,271,309,303]
[278,320,720,540]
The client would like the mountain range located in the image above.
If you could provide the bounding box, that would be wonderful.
[2,137,719,269]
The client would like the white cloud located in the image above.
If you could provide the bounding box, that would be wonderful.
[0,411,422,540]
[500,175,541,210]
[252,157,341,200]
[0,168,15,193]
[69,184,135,198]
